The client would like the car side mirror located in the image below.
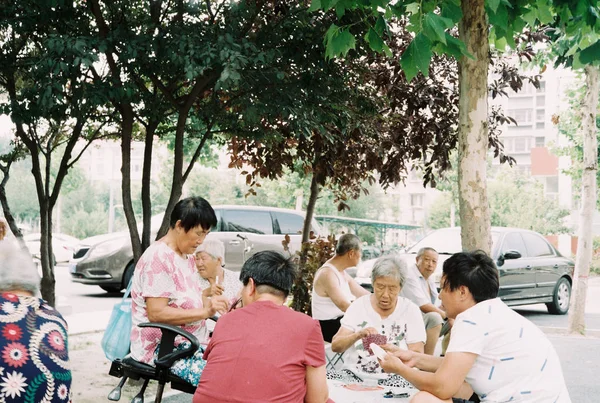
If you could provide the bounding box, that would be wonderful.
[497,250,522,267]
[503,250,522,260]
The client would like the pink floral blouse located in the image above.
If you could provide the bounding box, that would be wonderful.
[130,241,208,364]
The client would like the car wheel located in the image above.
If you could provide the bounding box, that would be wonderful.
[122,261,135,291]
[546,277,571,315]
[100,285,121,293]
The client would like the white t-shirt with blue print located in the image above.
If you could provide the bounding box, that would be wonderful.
[447,298,571,402]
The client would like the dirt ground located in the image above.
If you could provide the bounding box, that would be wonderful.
[69,332,176,402]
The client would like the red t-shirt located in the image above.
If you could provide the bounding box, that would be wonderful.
[193,300,326,403]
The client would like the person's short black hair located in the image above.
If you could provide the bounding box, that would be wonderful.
[239,251,298,298]
[170,197,217,232]
[442,250,499,303]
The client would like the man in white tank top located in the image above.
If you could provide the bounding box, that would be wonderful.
[311,234,370,342]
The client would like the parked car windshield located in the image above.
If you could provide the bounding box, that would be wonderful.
[406,228,500,255]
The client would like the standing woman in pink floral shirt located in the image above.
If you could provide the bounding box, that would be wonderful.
[130,197,228,385]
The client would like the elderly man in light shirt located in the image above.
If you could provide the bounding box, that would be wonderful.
[400,247,447,355]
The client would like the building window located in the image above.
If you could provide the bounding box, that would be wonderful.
[536,122,545,129]
[536,81,546,93]
[507,108,533,125]
[546,176,559,194]
[410,194,424,207]
[536,109,545,121]
[536,95,545,107]
[514,137,529,152]
[535,137,545,147]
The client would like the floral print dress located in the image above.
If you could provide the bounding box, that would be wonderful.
[0,292,71,402]
[130,241,209,385]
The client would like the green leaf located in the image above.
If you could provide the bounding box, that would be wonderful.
[382,42,393,58]
[521,8,538,26]
[423,12,453,44]
[365,28,384,53]
[441,0,463,22]
[374,15,387,36]
[536,0,554,24]
[324,24,356,59]
[440,33,473,59]
[400,33,432,81]
[580,31,600,50]
[321,0,339,11]
[308,0,321,12]
[488,4,509,29]
[579,40,600,64]
[486,0,501,13]
[406,2,420,15]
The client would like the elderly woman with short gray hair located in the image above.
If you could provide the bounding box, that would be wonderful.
[0,242,72,402]
[195,239,243,304]
[330,255,425,381]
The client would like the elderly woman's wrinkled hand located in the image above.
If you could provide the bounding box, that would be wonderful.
[210,283,225,297]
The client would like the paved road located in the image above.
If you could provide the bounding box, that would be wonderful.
[55,263,122,315]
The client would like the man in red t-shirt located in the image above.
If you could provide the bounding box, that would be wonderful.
[193,251,330,403]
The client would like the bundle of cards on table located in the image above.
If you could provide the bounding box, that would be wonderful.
[362,334,387,354]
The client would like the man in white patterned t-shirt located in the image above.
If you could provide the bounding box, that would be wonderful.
[378,250,571,403]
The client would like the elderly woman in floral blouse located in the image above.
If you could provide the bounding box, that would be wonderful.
[130,197,228,386]
[0,242,71,402]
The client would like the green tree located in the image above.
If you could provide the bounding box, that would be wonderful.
[0,1,112,305]
[314,0,600,256]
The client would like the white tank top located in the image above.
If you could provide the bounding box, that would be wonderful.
[311,263,353,320]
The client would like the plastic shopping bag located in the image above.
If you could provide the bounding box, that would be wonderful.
[101,281,133,361]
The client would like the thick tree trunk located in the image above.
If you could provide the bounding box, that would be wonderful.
[457,0,492,254]
[568,65,599,335]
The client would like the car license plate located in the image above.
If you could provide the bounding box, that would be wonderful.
[69,263,77,273]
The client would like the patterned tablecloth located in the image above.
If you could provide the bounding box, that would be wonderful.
[327,379,415,402]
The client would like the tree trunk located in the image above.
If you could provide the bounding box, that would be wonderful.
[292,172,321,314]
[301,173,320,245]
[0,160,27,251]
[457,0,492,254]
[568,65,599,335]
[141,120,158,251]
[120,107,143,262]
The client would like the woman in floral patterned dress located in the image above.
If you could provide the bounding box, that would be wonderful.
[130,196,228,386]
[0,242,71,402]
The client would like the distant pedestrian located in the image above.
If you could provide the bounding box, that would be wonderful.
[0,242,72,402]
[379,250,571,403]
